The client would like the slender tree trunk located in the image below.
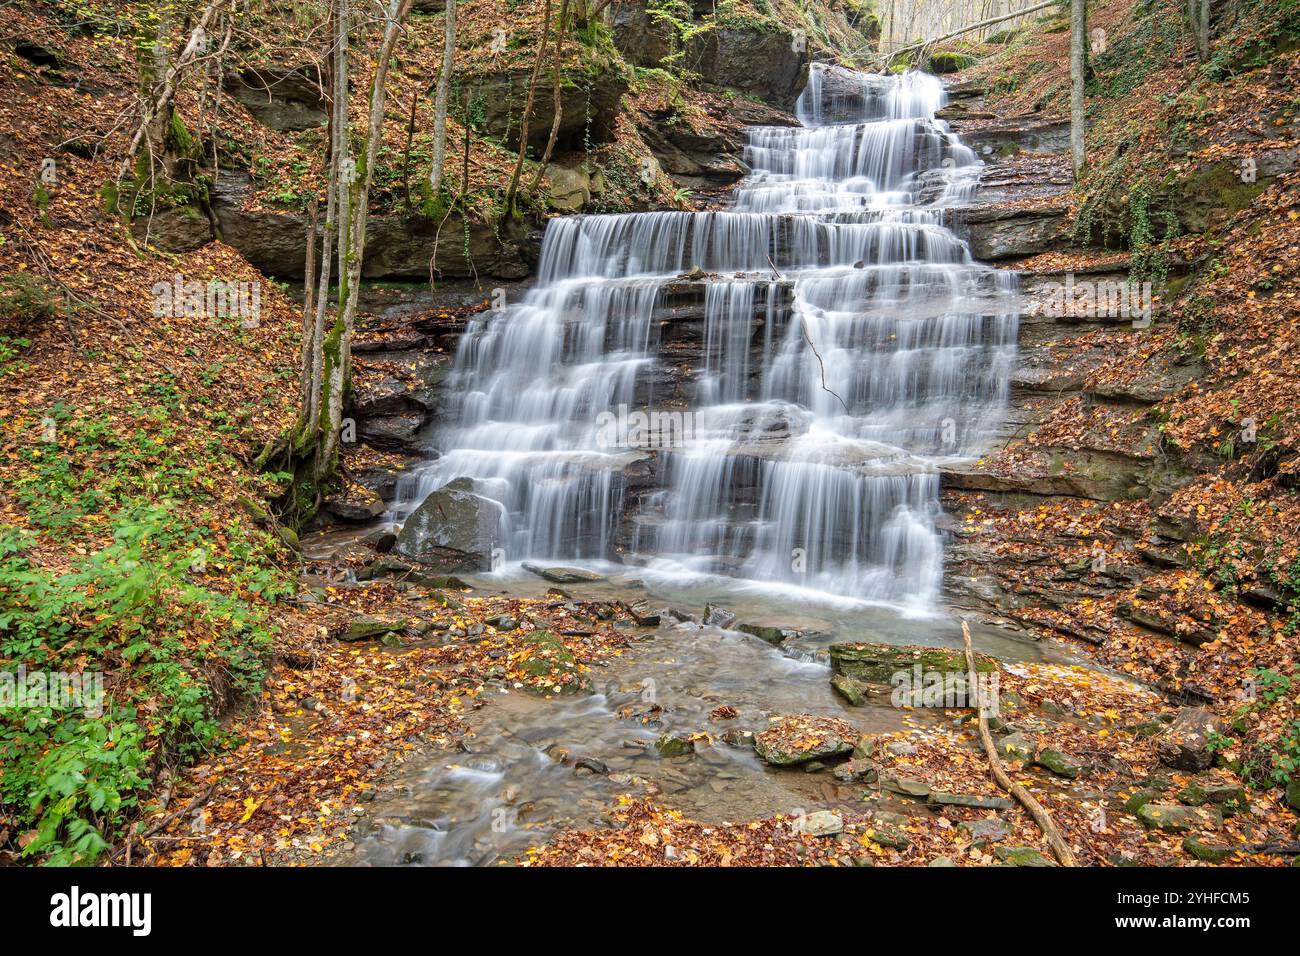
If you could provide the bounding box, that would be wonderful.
[504,0,554,212]
[1070,0,1086,180]
[316,0,414,483]
[527,0,571,197]
[300,195,319,415]
[1197,0,1210,61]
[429,0,457,197]
[301,0,340,450]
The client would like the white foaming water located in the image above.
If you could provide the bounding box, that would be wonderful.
[398,65,1018,608]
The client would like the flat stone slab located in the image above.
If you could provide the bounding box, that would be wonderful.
[928,791,1014,810]
[522,563,607,584]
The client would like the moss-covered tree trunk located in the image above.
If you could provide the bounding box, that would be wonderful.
[429,0,457,197]
[1070,0,1087,180]
[312,0,415,485]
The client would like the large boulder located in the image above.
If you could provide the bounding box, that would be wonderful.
[960,204,1067,260]
[130,205,211,252]
[682,26,808,111]
[224,65,328,131]
[474,64,628,152]
[609,0,675,67]
[829,642,993,684]
[395,481,503,571]
[206,170,539,280]
[753,714,856,766]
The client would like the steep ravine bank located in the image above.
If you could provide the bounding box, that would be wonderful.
[130,0,869,284]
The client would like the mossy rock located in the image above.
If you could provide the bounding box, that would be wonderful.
[865,824,910,849]
[754,714,856,766]
[339,615,401,642]
[1124,788,1163,814]
[655,731,696,758]
[515,630,591,695]
[1182,836,1233,863]
[1178,775,1247,815]
[831,673,868,706]
[1034,748,1082,779]
[1176,163,1266,234]
[1137,803,1220,833]
[927,50,976,74]
[828,643,994,684]
[995,846,1057,867]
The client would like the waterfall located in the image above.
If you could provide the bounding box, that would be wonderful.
[399,64,1018,608]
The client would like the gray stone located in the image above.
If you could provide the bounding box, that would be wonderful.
[793,810,843,837]
[703,603,737,628]
[958,817,1011,845]
[396,484,503,571]
[1156,707,1216,772]
[521,563,606,584]
[928,791,1014,811]
[880,776,932,799]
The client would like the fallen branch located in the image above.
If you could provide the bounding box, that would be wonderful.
[961,620,1078,866]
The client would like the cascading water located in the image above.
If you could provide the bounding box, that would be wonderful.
[398,64,1018,609]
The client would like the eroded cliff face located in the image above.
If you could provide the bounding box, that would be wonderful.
[134,0,881,282]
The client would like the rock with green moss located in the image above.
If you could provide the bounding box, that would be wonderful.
[997,731,1034,764]
[1286,777,1300,813]
[831,673,869,706]
[1178,774,1247,814]
[1137,803,1220,833]
[339,614,401,642]
[1182,836,1233,863]
[1034,748,1082,779]
[655,731,696,758]
[737,622,793,645]
[995,846,1057,867]
[828,642,993,684]
[927,50,976,74]
[753,714,856,767]
[515,630,591,695]
[865,824,910,849]
[1124,788,1164,814]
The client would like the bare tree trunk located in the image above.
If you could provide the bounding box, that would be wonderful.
[1070,0,1086,180]
[527,0,571,197]
[302,0,341,448]
[300,195,319,416]
[1197,0,1210,60]
[504,0,554,212]
[316,0,414,483]
[429,0,457,197]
